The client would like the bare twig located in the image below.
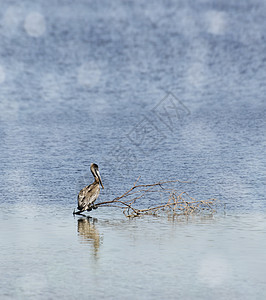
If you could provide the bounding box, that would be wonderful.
[94,178,217,218]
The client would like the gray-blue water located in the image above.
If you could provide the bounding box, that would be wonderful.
[0,0,265,299]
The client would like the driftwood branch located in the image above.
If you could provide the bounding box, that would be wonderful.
[96,178,217,218]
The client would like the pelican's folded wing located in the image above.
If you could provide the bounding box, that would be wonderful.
[77,184,94,211]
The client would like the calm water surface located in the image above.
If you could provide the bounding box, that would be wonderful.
[0,205,266,299]
[0,0,265,299]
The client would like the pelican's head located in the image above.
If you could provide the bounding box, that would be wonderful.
[90,163,104,189]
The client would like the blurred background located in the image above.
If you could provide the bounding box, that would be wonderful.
[0,0,265,209]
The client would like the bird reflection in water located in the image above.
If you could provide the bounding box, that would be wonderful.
[77,217,101,257]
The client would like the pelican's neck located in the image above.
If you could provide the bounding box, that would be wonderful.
[91,169,99,183]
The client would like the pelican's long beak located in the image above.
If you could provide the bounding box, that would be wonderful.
[96,169,104,189]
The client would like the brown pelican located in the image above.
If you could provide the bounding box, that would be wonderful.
[74,163,104,215]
